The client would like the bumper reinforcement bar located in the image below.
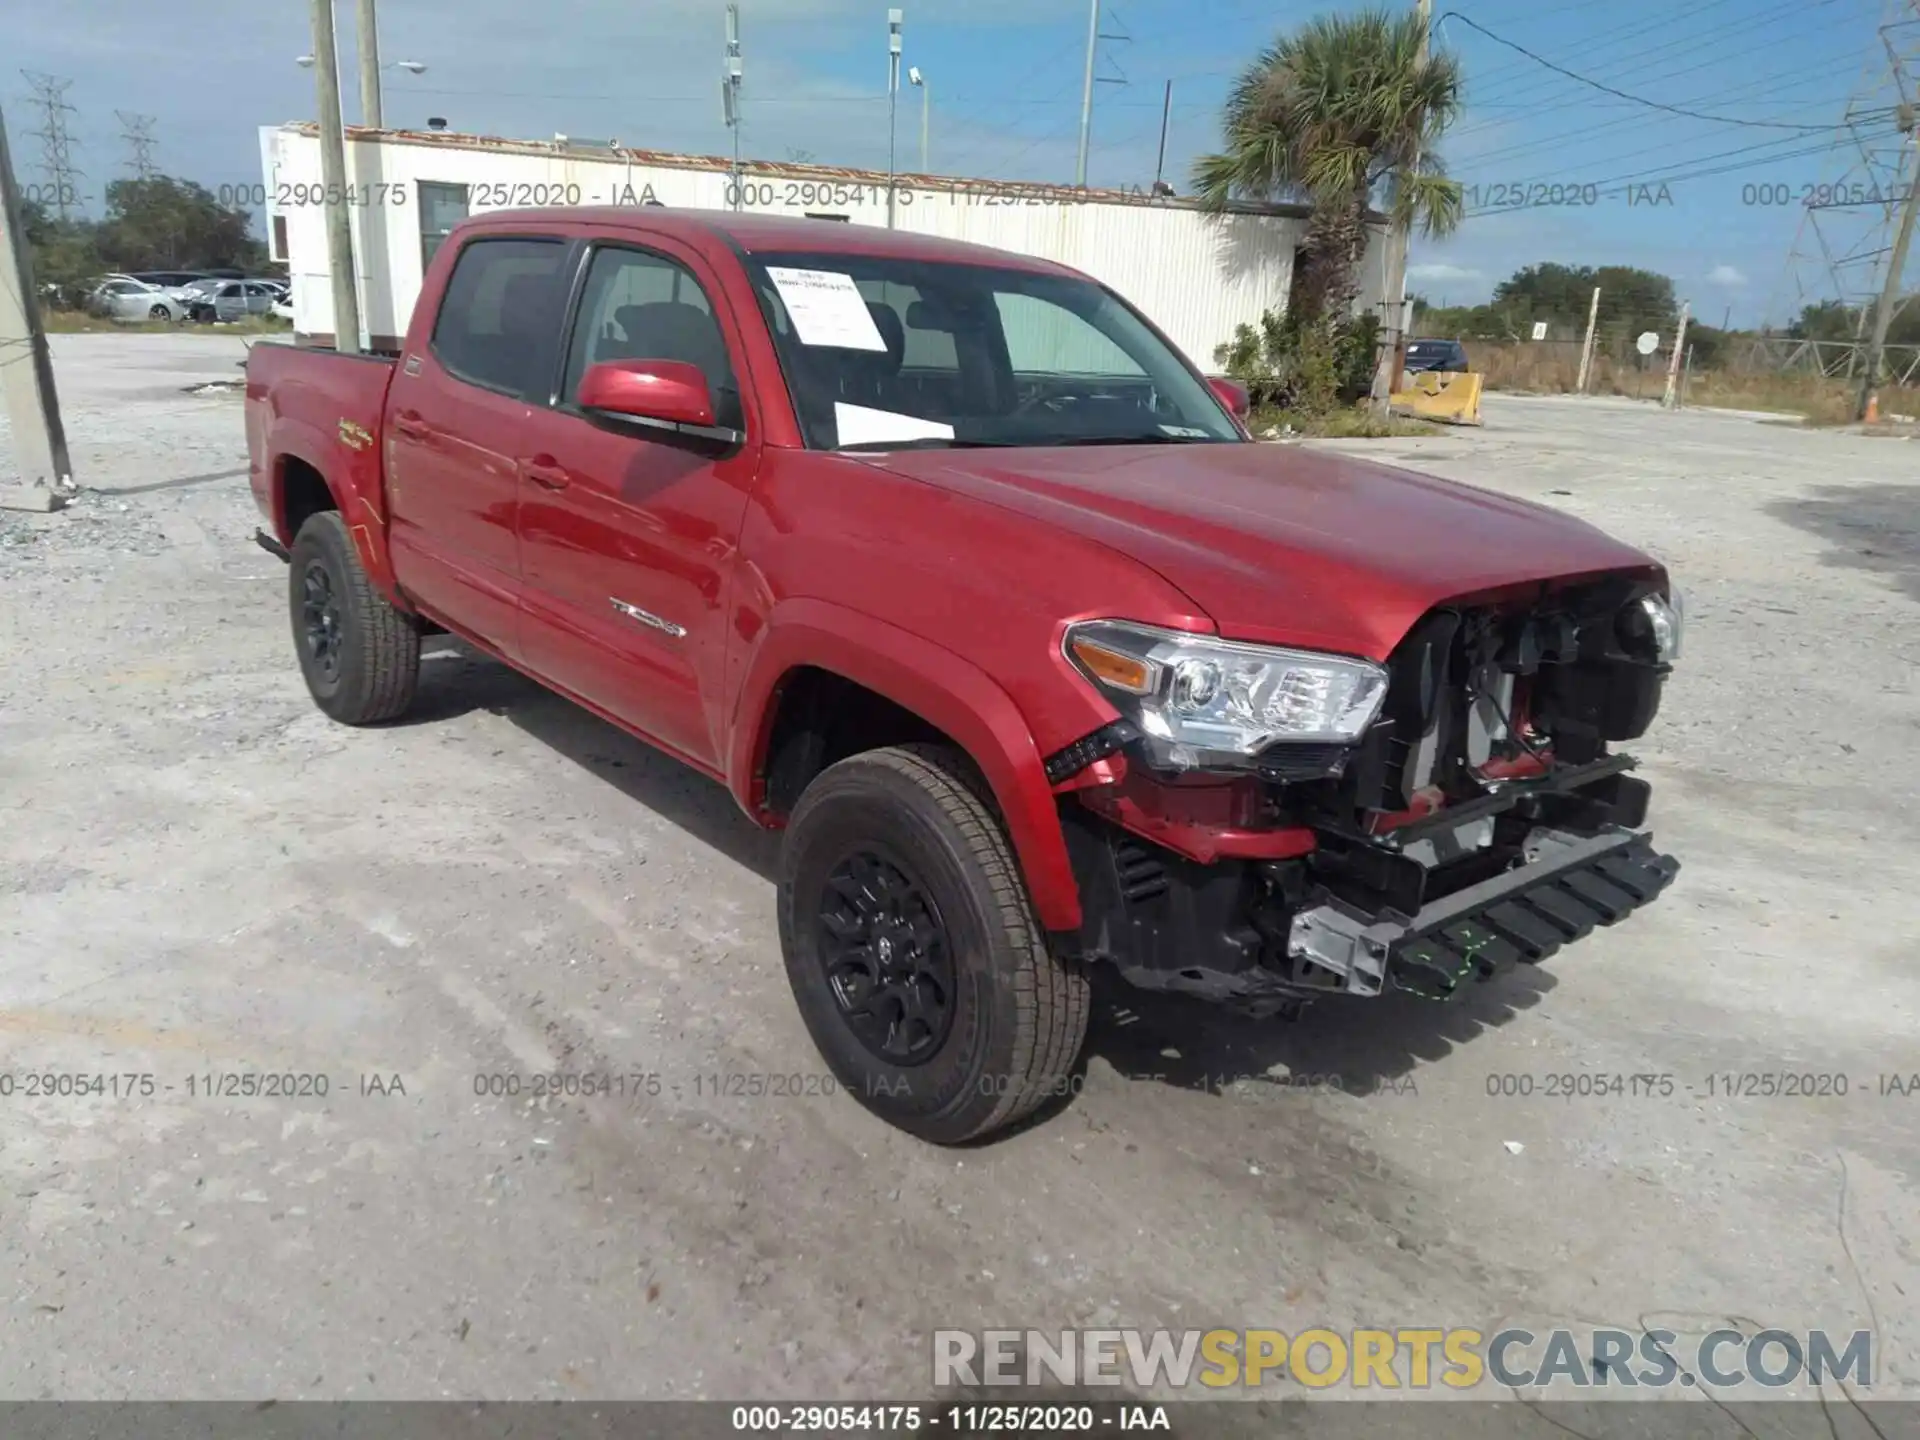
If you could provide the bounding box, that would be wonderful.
[1286,829,1680,1000]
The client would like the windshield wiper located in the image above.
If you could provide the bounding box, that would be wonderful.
[1035,433,1225,447]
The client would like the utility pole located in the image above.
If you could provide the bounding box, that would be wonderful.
[1153,79,1172,193]
[0,100,74,512]
[1576,285,1601,394]
[1077,0,1102,187]
[356,0,384,128]
[886,9,902,228]
[1662,301,1690,409]
[1857,118,1920,420]
[1370,0,1431,413]
[309,0,363,355]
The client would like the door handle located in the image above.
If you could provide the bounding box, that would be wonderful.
[523,457,571,491]
[392,413,432,441]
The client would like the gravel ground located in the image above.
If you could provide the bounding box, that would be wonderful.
[2,336,1918,1435]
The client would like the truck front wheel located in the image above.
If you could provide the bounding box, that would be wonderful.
[778,744,1091,1144]
[287,511,419,725]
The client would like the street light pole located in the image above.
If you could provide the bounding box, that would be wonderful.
[910,67,929,172]
[308,0,362,355]
[356,0,383,129]
[886,9,902,227]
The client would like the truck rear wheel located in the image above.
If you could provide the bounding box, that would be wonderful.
[778,744,1090,1144]
[287,511,419,725]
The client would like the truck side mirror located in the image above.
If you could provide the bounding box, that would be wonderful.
[1207,375,1251,421]
[579,359,716,428]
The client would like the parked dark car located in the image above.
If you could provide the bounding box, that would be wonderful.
[129,270,211,289]
[1405,338,1470,374]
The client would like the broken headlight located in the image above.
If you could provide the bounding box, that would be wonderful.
[1064,620,1389,772]
[1619,588,1684,664]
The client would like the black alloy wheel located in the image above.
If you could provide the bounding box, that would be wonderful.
[817,848,956,1065]
[300,560,344,686]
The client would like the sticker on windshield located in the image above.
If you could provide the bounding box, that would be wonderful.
[1160,424,1210,437]
[766,267,888,351]
[834,402,955,448]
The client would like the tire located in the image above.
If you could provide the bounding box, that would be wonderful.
[778,744,1090,1144]
[287,511,419,725]
[147,303,169,321]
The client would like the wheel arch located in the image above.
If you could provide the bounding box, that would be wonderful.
[267,428,401,599]
[732,600,1082,932]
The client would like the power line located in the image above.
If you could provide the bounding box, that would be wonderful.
[1437,14,1844,131]
[1454,49,1880,172]
[1458,0,1817,114]
[19,71,84,219]
[1452,2,1857,142]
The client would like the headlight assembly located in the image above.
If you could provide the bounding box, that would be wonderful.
[1619,588,1683,664]
[1064,620,1389,772]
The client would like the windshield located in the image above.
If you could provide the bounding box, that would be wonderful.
[741,250,1243,450]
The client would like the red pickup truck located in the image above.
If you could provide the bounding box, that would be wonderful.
[246,207,1681,1142]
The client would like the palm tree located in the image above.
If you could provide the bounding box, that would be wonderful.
[1194,9,1464,336]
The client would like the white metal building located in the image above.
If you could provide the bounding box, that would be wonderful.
[258,123,1389,366]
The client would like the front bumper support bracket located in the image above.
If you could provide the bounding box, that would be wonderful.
[1286,827,1679,1000]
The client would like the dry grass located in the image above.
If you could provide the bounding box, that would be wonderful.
[1251,404,1442,438]
[43,311,292,337]
[1470,341,1920,425]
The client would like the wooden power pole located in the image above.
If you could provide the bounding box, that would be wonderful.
[1372,0,1431,412]
[310,0,363,354]
[1858,120,1919,421]
[1576,286,1601,395]
[0,99,73,513]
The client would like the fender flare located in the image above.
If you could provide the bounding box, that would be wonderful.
[730,598,1083,932]
[268,417,399,595]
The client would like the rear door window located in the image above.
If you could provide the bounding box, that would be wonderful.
[430,237,571,397]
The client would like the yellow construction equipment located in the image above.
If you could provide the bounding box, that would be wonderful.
[1390,369,1484,426]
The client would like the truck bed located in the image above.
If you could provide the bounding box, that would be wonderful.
[245,343,397,548]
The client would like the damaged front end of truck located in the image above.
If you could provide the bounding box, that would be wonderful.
[1050,572,1683,1014]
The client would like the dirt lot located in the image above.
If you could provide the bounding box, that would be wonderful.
[2,336,1917,1431]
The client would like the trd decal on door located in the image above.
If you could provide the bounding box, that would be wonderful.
[609,597,687,638]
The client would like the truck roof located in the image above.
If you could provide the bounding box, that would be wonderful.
[461,206,1081,276]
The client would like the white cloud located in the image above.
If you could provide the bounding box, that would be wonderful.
[1707,264,1747,288]
[1409,262,1484,283]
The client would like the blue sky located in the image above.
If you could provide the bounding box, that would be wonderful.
[7,0,1911,326]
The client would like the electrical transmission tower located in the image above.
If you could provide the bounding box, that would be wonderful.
[1763,0,1920,343]
[19,71,85,219]
[117,111,158,179]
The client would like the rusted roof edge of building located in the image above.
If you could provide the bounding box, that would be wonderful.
[272,121,1366,223]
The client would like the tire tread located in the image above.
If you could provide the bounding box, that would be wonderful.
[848,744,1088,1140]
[291,512,419,724]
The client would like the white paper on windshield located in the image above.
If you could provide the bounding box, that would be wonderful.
[834,402,955,448]
[766,267,888,351]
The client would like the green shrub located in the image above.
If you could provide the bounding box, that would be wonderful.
[1215,309,1382,415]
